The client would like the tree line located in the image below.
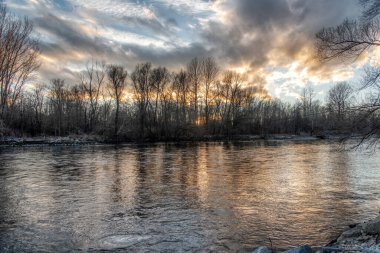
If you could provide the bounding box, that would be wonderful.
[0,1,377,142]
[0,60,359,141]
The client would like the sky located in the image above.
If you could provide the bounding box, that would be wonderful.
[6,0,369,101]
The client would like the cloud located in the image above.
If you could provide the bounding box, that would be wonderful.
[203,0,363,100]
[6,0,214,84]
[6,0,365,101]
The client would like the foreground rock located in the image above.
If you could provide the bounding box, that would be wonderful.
[364,216,380,235]
[331,216,380,252]
[252,246,272,253]
[252,216,380,253]
[283,245,313,253]
[252,245,313,253]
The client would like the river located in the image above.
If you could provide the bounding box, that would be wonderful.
[0,141,379,252]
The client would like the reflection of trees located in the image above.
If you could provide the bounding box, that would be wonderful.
[107,146,138,209]
[111,147,122,203]
[133,146,153,218]
[161,145,174,185]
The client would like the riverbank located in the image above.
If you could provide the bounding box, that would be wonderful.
[0,134,330,146]
[253,216,380,253]
[0,135,102,146]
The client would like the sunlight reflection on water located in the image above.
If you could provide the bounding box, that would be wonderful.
[0,141,379,252]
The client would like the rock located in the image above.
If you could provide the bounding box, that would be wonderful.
[321,246,343,252]
[363,216,380,235]
[363,249,380,253]
[325,238,337,246]
[337,224,363,242]
[252,246,272,253]
[349,223,359,228]
[282,245,313,253]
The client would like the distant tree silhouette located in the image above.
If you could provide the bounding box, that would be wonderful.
[187,57,202,125]
[107,65,128,138]
[131,62,152,139]
[201,57,219,127]
[49,79,67,136]
[327,82,353,122]
[80,60,106,132]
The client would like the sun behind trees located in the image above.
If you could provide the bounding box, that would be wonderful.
[0,57,322,141]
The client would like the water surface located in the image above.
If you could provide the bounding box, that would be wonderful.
[0,141,379,252]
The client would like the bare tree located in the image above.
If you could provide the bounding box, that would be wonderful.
[316,1,380,144]
[172,70,189,130]
[68,84,86,133]
[80,60,106,132]
[1,37,363,142]
[316,0,380,61]
[107,65,128,137]
[0,2,40,119]
[316,19,380,61]
[149,66,170,127]
[187,57,202,124]
[49,79,67,136]
[360,0,380,22]
[31,83,46,133]
[201,57,219,126]
[218,71,247,134]
[131,62,152,138]
[300,86,318,135]
[327,82,353,121]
